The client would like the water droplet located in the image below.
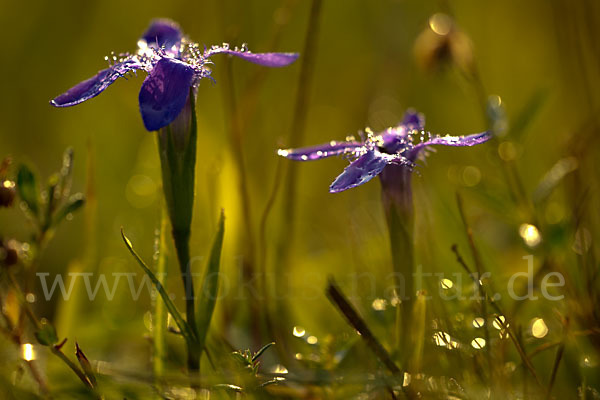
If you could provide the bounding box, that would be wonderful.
[519,224,541,247]
[22,343,35,361]
[292,326,305,337]
[472,317,485,328]
[271,364,288,374]
[371,298,387,311]
[471,337,486,349]
[433,331,451,346]
[440,278,454,290]
[531,318,548,338]
[306,335,318,345]
[403,372,411,387]
[493,315,506,330]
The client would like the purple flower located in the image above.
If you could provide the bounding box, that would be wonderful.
[278,110,491,193]
[51,19,299,131]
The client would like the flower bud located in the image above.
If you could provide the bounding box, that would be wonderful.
[414,13,474,74]
[0,239,18,267]
[0,180,16,208]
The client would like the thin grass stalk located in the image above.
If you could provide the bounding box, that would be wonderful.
[275,0,323,275]
[546,342,565,399]
[152,205,168,387]
[219,60,260,344]
[266,0,323,364]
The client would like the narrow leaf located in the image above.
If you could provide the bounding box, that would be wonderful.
[53,193,85,227]
[17,164,40,217]
[195,209,225,353]
[75,342,97,388]
[252,342,275,362]
[121,228,196,345]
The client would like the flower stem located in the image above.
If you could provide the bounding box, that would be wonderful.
[380,165,414,365]
[172,228,199,372]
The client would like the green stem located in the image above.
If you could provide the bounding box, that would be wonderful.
[172,228,199,372]
[386,200,414,360]
[380,165,414,364]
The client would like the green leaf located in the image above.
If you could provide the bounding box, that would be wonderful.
[510,88,548,138]
[194,209,225,354]
[52,193,85,227]
[121,228,196,346]
[35,321,59,346]
[252,342,275,362]
[17,164,40,217]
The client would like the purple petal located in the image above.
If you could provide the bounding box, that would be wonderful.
[329,150,389,193]
[402,109,425,129]
[414,131,491,150]
[278,141,363,161]
[138,58,195,131]
[140,19,183,51]
[211,49,299,67]
[51,60,142,107]
[406,131,491,160]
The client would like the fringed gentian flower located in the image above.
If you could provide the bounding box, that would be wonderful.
[51,19,298,373]
[51,19,299,131]
[278,110,489,193]
[279,109,490,367]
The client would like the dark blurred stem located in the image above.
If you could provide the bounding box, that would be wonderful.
[327,279,416,399]
[6,270,96,394]
[455,193,492,373]
[546,343,565,399]
[50,346,95,391]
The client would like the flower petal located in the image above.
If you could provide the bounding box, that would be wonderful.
[210,49,299,67]
[50,60,142,107]
[278,141,363,161]
[405,131,491,161]
[413,131,491,150]
[402,109,425,129]
[140,19,183,51]
[329,150,389,193]
[138,58,195,131]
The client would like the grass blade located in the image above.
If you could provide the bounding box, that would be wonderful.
[121,228,196,346]
[195,210,225,354]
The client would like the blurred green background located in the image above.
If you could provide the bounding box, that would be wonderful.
[1,0,599,397]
